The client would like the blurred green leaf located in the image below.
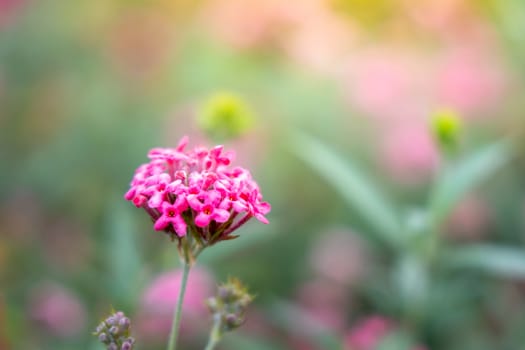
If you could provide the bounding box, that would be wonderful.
[444,244,525,279]
[376,330,416,350]
[105,197,142,304]
[289,132,402,248]
[223,333,288,350]
[393,254,428,319]
[429,142,511,227]
[265,299,343,350]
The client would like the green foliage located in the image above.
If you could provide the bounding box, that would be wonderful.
[429,142,512,228]
[290,131,403,249]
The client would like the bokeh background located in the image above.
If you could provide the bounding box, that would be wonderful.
[1,0,525,349]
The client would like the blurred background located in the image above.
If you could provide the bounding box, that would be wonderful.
[1,0,525,349]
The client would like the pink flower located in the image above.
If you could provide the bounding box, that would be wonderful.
[434,47,507,118]
[28,283,86,338]
[187,191,230,227]
[153,198,188,236]
[136,268,214,342]
[345,316,393,350]
[344,316,427,350]
[379,123,440,185]
[125,136,270,242]
[310,229,369,286]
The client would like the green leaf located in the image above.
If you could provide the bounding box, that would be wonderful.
[429,142,511,227]
[289,131,402,248]
[393,254,428,316]
[105,196,142,304]
[265,299,343,350]
[444,244,525,279]
[223,333,287,350]
[376,330,417,350]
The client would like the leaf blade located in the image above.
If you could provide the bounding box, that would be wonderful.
[289,132,402,248]
[429,142,511,227]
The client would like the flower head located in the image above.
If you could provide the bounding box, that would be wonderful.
[125,136,270,247]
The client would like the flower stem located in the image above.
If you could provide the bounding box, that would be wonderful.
[204,315,222,350]
[166,262,191,350]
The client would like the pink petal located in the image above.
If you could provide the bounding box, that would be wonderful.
[172,216,187,237]
[212,209,231,223]
[154,216,170,231]
[186,194,203,211]
[195,212,212,227]
[255,213,269,224]
[232,201,248,213]
[176,135,189,152]
[257,202,271,215]
[148,192,165,208]
[124,188,136,200]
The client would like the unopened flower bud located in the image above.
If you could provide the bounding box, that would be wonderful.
[431,108,462,152]
[198,92,255,142]
[208,277,253,333]
[119,317,130,330]
[121,341,133,350]
[224,313,242,330]
[98,333,109,343]
[94,310,135,350]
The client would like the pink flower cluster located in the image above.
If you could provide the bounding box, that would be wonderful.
[344,316,427,350]
[124,136,270,241]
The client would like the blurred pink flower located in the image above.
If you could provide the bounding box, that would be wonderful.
[379,123,440,184]
[202,0,354,74]
[345,316,393,350]
[29,283,86,338]
[202,0,294,50]
[344,316,427,350]
[310,229,369,286]
[0,0,24,28]
[296,279,348,332]
[106,10,175,82]
[434,47,507,118]
[342,49,430,122]
[279,0,356,75]
[136,267,214,342]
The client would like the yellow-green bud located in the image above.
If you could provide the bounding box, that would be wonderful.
[198,92,255,142]
[431,108,462,152]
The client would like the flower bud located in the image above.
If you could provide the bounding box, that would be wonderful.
[98,333,109,344]
[431,108,462,152]
[198,92,255,142]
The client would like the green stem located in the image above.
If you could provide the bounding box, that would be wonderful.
[166,262,191,350]
[204,315,222,350]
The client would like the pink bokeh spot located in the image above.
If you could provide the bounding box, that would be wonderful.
[380,124,440,184]
[136,267,214,342]
[29,283,86,338]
